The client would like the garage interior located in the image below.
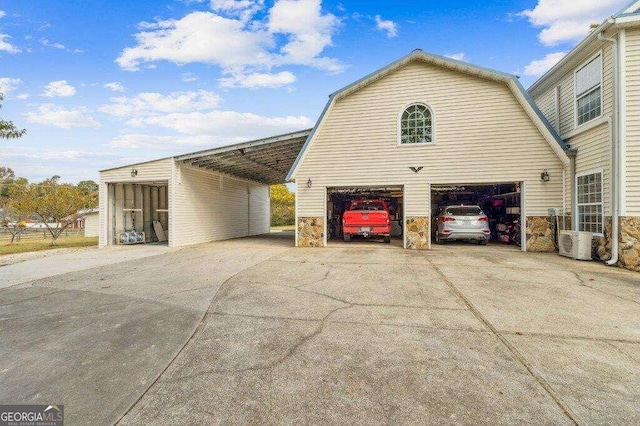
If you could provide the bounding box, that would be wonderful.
[108,182,169,245]
[327,186,404,246]
[431,183,522,247]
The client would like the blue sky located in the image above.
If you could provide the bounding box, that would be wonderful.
[0,0,629,183]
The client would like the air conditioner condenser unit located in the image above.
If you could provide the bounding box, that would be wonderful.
[558,231,593,260]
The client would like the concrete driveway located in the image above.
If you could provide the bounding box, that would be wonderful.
[1,235,639,425]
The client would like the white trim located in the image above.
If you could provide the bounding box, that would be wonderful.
[507,81,571,165]
[520,181,526,253]
[289,98,336,180]
[554,86,561,133]
[619,29,627,216]
[573,50,604,130]
[561,115,609,140]
[425,183,430,250]
[323,186,328,247]
[575,168,605,236]
[294,183,299,247]
[397,102,437,146]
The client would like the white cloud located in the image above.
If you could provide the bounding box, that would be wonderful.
[106,110,312,150]
[520,0,628,46]
[15,93,29,100]
[25,104,101,129]
[523,51,567,76]
[445,52,465,61]
[268,0,343,72]
[0,10,6,19]
[0,77,22,94]
[42,80,76,97]
[104,82,125,92]
[116,1,342,75]
[219,71,296,88]
[139,110,312,135]
[99,90,221,117]
[105,133,216,150]
[116,12,273,71]
[0,34,20,54]
[210,0,264,21]
[182,73,198,82]
[374,15,398,38]
[40,38,65,49]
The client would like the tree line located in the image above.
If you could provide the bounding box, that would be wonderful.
[0,167,98,244]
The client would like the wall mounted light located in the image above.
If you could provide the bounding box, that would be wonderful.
[540,169,550,182]
[307,178,312,188]
[131,169,138,178]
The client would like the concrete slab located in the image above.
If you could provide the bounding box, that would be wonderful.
[0,235,291,425]
[121,318,571,425]
[506,335,640,424]
[2,236,639,425]
[0,245,173,289]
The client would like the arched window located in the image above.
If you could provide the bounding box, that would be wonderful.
[399,103,433,144]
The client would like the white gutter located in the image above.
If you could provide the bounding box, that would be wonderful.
[598,32,620,266]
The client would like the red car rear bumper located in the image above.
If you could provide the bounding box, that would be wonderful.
[343,225,391,236]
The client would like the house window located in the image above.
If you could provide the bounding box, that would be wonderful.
[575,54,602,126]
[400,104,433,144]
[576,171,603,235]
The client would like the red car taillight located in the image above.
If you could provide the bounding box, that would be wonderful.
[478,216,489,222]
[440,217,455,222]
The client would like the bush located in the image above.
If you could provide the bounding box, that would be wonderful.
[270,184,295,226]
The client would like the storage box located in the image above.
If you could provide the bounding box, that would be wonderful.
[506,207,520,215]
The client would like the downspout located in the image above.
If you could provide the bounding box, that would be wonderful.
[598,31,620,266]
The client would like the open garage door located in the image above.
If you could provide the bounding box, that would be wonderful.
[430,183,524,250]
[327,186,404,247]
[108,182,169,246]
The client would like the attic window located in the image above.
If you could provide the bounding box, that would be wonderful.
[399,103,433,144]
[575,54,602,126]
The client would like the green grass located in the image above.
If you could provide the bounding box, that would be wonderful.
[0,237,98,256]
[270,224,295,231]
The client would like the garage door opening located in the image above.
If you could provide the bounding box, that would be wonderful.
[327,186,404,247]
[430,183,523,249]
[107,182,169,246]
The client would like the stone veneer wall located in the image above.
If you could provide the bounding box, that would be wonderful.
[525,216,555,252]
[297,217,324,247]
[619,217,640,272]
[406,216,429,250]
[593,217,613,261]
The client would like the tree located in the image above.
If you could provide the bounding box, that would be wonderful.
[77,180,98,196]
[23,179,97,245]
[3,178,31,242]
[270,184,295,226]
[0,93,26,139]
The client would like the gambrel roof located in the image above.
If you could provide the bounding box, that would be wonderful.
[287,49,569,181]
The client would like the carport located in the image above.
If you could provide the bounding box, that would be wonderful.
[99,130,311,248]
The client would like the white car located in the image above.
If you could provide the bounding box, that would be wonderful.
[435,205,490,245]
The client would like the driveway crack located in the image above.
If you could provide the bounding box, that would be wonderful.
[425,257,579,425]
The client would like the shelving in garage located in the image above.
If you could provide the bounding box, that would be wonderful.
[326,186,404,246]
[430,183,523,247]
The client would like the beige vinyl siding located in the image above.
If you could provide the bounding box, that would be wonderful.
[171,164,269,247]
[626,29,640,215]
[295,61,564,219]
[532,42,615,218]
[533,43,614,137]
[99,158,173,247]
[536,89,558,132]
[84,213,99,238]
[565,123,611,216]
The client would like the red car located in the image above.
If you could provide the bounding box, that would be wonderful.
[342,199,391,243]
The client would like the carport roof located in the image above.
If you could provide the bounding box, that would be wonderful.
[175,129,312,185]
